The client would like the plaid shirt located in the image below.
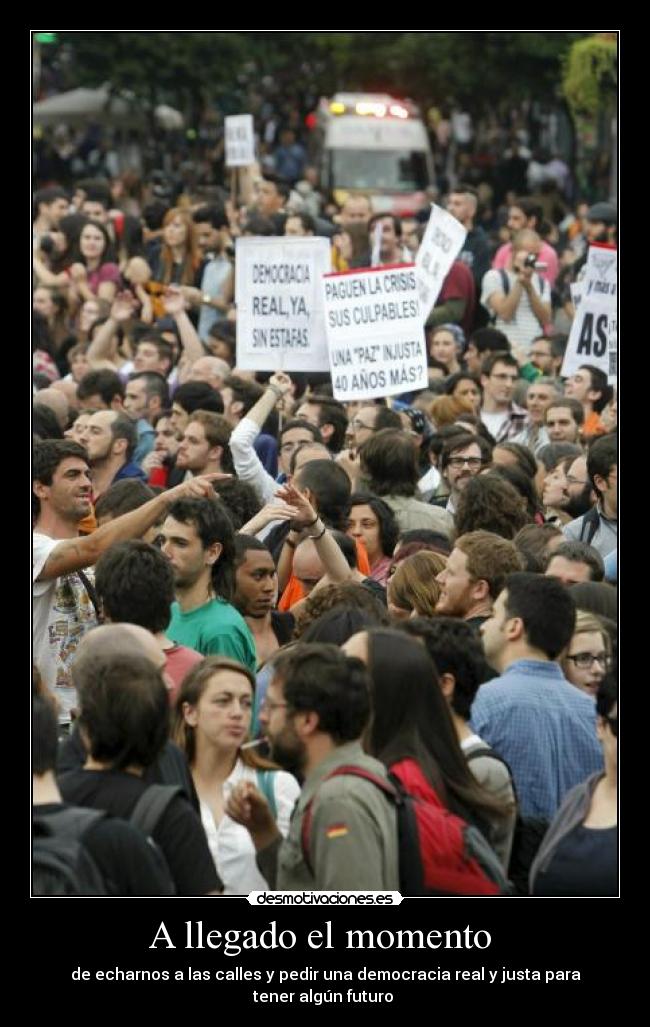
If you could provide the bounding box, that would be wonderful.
[470,660,604,820]
[494,403,529,443]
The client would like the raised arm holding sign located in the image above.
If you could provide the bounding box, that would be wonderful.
[225,114,255,168]
[322,264,428,402]
[561,244,617,380]
[415,204,467,323]
[235,235,331,372]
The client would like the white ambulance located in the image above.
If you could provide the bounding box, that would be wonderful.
[316,92,434,216]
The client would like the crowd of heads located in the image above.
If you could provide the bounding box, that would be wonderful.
[32,95,617,898]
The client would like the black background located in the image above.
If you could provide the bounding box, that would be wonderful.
[30,896,621,994]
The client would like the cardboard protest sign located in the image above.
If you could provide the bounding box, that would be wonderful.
[225,115,255,167]
[235,236,331,371]
[322,263,428,401]
[561,245,617,378]
[415,204,467,321]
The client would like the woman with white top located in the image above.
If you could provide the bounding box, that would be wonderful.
[173,656,300,895]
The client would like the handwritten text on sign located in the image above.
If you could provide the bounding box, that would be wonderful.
[415,204,467,321]
[225,114,255,168]
[235,236,331,371]
[562,246,617,378]
[322,264,428,400]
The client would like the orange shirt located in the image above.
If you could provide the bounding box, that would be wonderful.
[77,508,97,535]
[582,411,606,438]
[278,536,371,611]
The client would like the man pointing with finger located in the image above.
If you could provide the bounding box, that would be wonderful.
[33,438,231,723]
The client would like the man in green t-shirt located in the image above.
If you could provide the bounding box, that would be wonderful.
[161,495,256,673]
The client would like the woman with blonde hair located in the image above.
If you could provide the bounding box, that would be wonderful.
[387,549,447,619]
[561,610,612,698]
[173,656,300,894]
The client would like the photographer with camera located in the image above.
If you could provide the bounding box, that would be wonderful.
[480,229,552,363]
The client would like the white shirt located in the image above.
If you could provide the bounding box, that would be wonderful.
[480,410,509,439]
[417,465,441,496]
[481,268,551,356]
[200,759,300,895]
[33,533,61,694]
[229,416,290,540]
[33,532,98,722]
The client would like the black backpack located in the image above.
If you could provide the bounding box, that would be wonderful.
[466,747,549,896]
[33,807,111,896]
[127,784,181,896]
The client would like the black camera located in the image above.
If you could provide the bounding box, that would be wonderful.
[523,253,538,268]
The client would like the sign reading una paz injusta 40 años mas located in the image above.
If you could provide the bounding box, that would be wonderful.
[562,244,618,380]
[224,114,255,168]
[415,203,467,321]
[235,236,332,372]
[322,263,428,401]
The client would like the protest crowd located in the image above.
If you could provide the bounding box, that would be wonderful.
[32,90,617,899]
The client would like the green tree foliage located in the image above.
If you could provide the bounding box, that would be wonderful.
[562,34,617,116]
[53,31,589,113]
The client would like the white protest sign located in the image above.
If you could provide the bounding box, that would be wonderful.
[322,264,427,401]
[370,221,382,267]
[561,245,617,378]
[607,314,617,384]
[415,204,467,321]
[225,114,255,167]
[235,236,331,371]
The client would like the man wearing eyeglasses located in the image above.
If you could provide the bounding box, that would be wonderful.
[563,432,617,559]
[479,351,527,443]
[437,433,491,515]
[226,643,399,891]
[349,403,402,453]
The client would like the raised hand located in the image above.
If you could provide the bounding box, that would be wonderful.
[274,481,317,527]
[141,450,164,474]
[68,263,87,283]
[162,285,187,316]
[268,371,293,397]
[110,291,136,323]
[169,472,233,502]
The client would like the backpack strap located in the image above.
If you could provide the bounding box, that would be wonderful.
[466,745,509,770]
[579,506,600,546]
[466,746,519,801]
[77,569,102,623]
[300,765,398,873]
[499,268,510,295]
[33,806,106,840]
[129,784,183,838]
[256,769,278,820]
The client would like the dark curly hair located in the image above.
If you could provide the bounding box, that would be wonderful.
[292,581,389,640]
[454,474,530,539]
